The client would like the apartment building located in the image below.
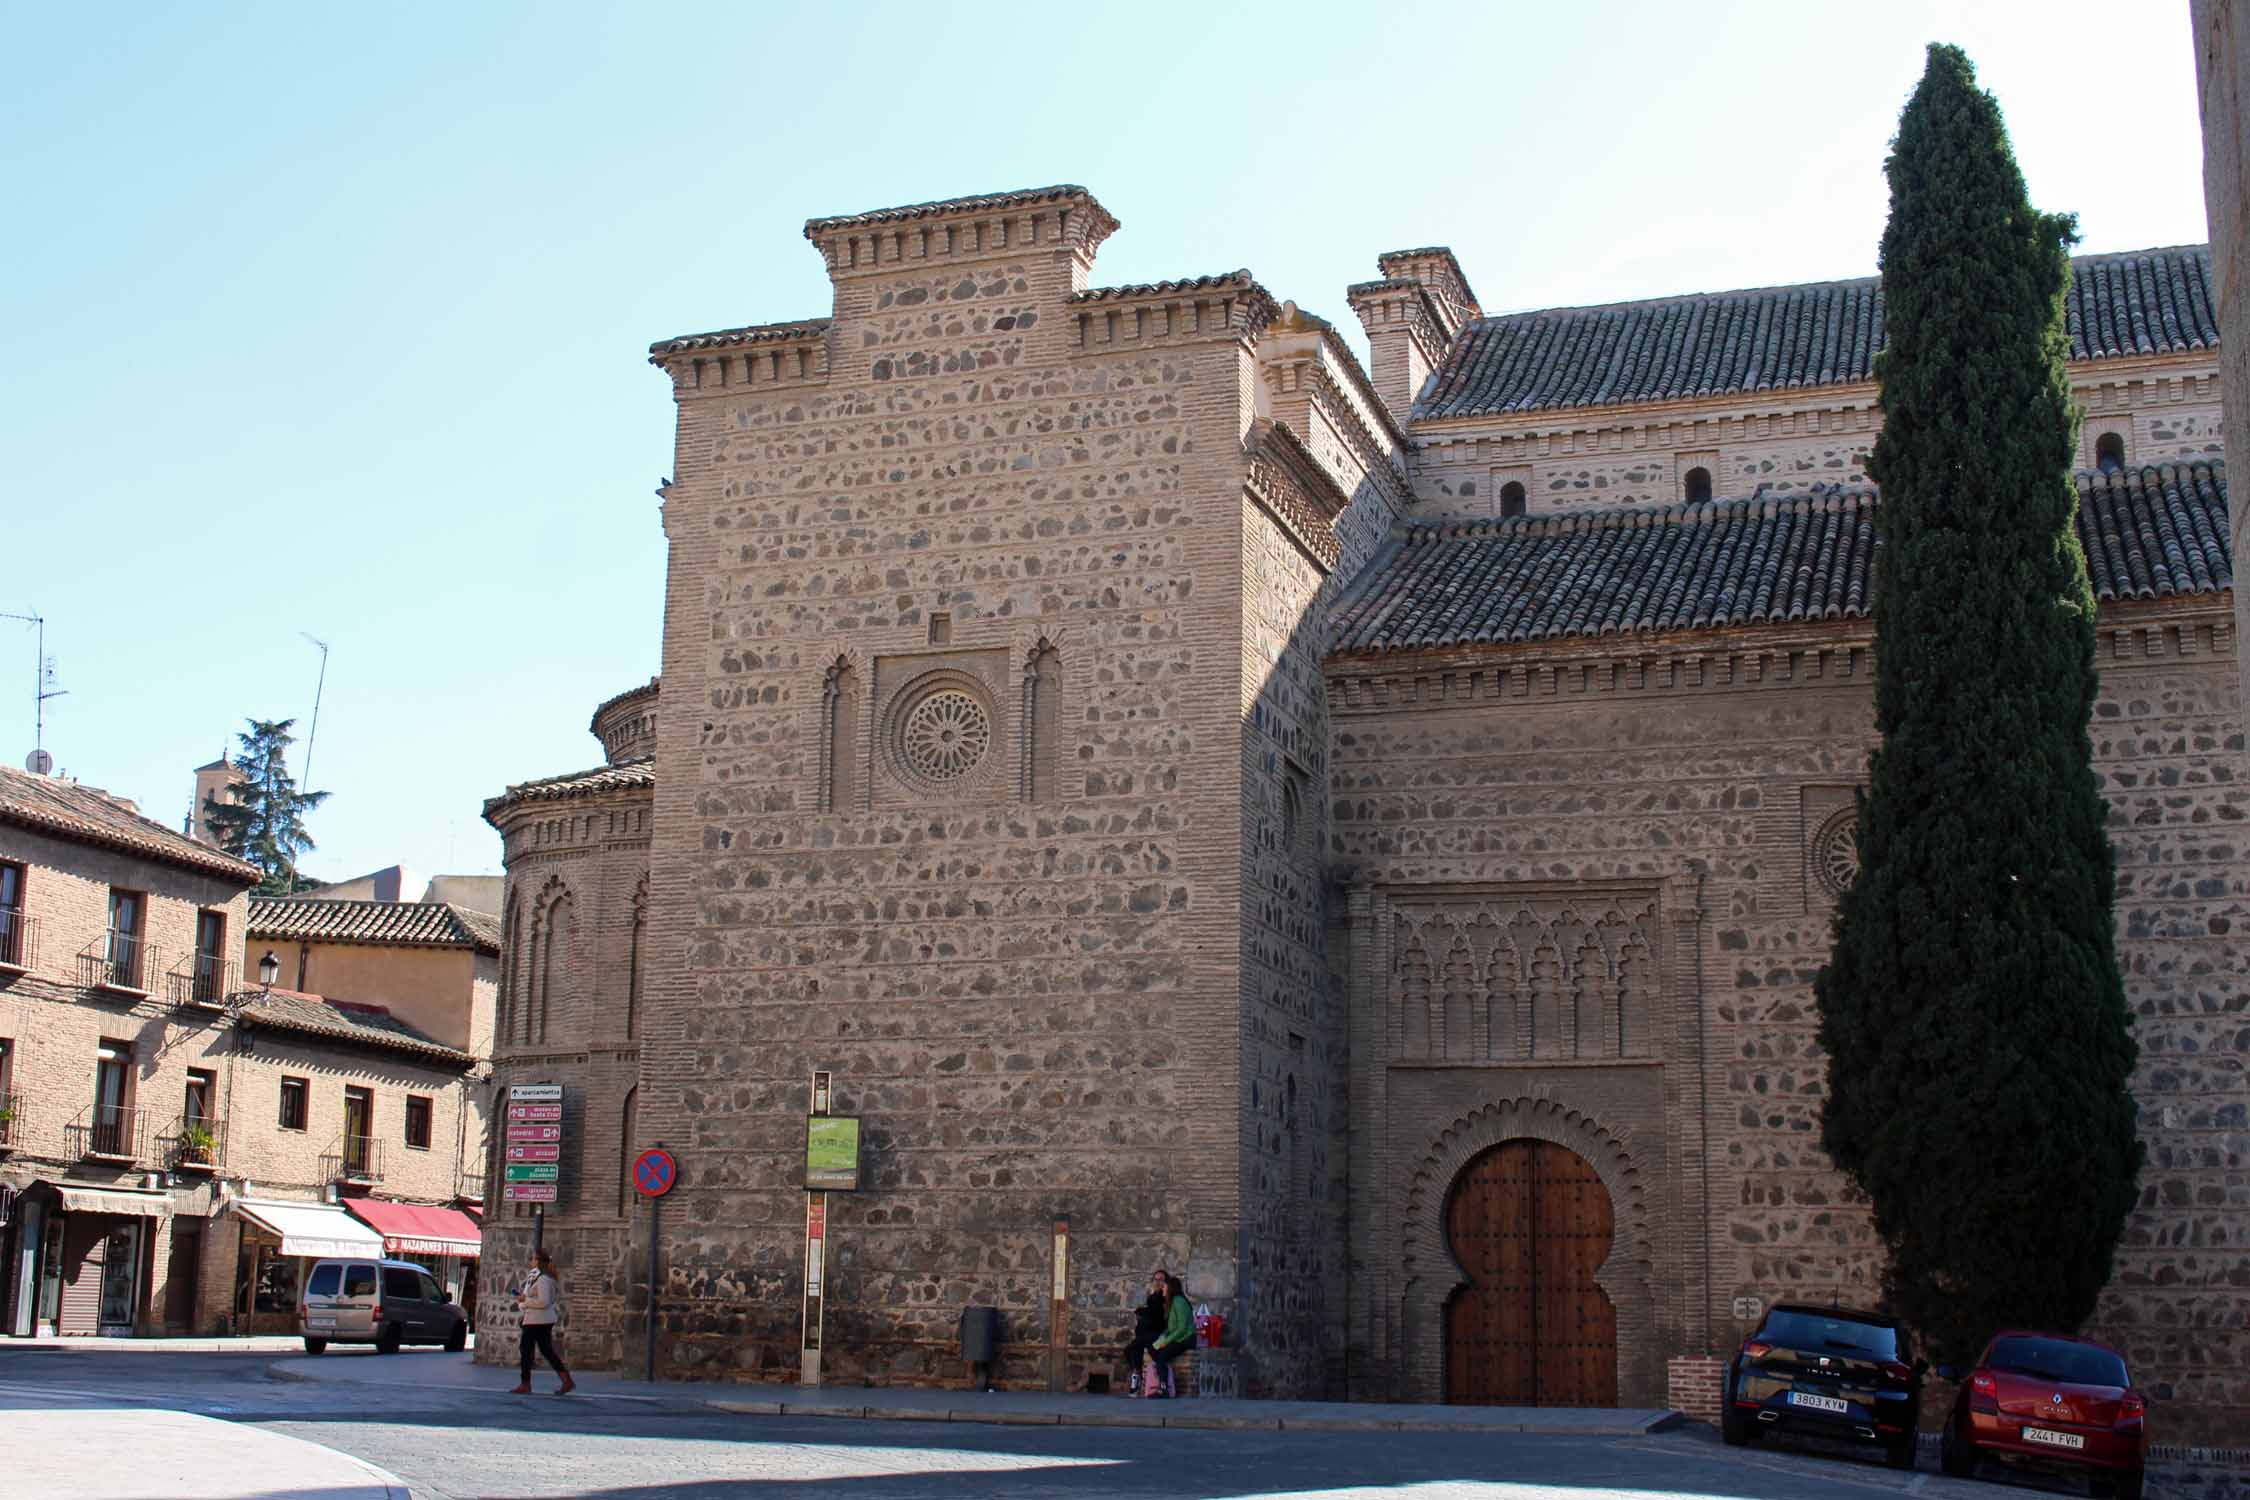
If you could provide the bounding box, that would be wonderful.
[0,762,486,1337]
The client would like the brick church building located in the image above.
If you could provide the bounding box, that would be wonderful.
[478,185,2240,1434]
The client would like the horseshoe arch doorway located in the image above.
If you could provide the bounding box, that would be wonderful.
[1442,1138,1619,1406]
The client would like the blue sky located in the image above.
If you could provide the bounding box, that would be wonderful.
[0,2,2212,884]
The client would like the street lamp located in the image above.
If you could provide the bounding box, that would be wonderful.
[257,951,279,991]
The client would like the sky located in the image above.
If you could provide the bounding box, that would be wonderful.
[0,1,2215,884]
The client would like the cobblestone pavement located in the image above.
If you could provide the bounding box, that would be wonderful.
[0,1347,2206,1499]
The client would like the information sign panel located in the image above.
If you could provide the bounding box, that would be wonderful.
[805,1117,861,1191]
[504,1083,567,1202]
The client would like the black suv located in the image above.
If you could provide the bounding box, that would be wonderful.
[1724,1303,1926,1468]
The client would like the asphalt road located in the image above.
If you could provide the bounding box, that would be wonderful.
[0,1346,2160,1500]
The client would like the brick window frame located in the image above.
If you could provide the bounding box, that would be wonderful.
[404,1095,432,1151]
[0,861,25,970]
[104,888,148,991]
[279,1076,309,1132]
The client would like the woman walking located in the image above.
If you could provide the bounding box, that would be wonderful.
[510,1248,575,1395]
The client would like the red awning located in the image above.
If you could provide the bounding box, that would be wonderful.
[341,1198,482,1258]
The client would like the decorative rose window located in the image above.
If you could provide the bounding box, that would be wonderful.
[900,689,991,782]
[1813,809,1861,898]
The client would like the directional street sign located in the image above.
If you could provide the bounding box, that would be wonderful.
[502,1082,569,1202]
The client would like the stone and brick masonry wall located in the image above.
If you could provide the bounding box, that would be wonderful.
[1326,600,2249,1437]
[1667,1353,1725,1425]
[1408,368,2222,521]
[634,195,1311,1390]
[479,785,649,1370]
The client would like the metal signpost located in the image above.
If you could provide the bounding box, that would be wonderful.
[504,1083,564,1253]
[632,1144,675,1383]
[1049,1215,1070,1392]
[799,1070,858,1387]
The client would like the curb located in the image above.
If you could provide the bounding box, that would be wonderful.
[702,1396,1684,1436]
[258,1358,1684,1438]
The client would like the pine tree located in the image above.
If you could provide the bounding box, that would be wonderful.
[205,718,330,895]
[1813,43,2141,1363]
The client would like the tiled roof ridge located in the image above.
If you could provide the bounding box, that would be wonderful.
[1452,245,2202,328]
[0,763,261,883]
[1068,269,1263,302]
[649,317,831,358]
[803,184,1114,237]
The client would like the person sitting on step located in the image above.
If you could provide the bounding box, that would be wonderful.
[1147,1272,1194,1398]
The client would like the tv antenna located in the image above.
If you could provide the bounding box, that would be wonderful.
[300,633,330,792]
[2,611,67,774]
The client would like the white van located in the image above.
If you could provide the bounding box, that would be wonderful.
[299,1256,469,1354]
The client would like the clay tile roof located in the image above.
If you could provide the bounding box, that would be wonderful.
[481,756,655,823]
[249,898,503,955]
[1067,270,1263,303]
[1330,460,2228,655]
[1416,246,2217,420]
[587,676,659,736]
[802,183,1115,238]
[236,986,471,1067]
[648,317,831,358]
[0,763,260,883]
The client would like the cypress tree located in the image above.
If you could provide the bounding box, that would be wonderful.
[1813,43,2140,1363]
[205,717,330,894]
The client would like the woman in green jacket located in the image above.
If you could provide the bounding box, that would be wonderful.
[1148,1273,1194,1397]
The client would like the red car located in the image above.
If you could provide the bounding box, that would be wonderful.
[1941,1331,2147,1499]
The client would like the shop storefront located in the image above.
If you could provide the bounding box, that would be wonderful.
[2,1180,173,1337]
[339,1198,483,1326]
[227,1197,383,1335]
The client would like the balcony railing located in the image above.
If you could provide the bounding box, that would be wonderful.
[0,1091,20,1150]
[68,1102,147,1162]
[168,953,237,1011]
[323,1135,384,1183]
[0,909,34,971]
[457,1165,486,1202]
[77,933,149,995]
[163,1114,227,1172]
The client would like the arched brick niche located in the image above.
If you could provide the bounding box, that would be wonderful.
[1397,1096,1662,1406]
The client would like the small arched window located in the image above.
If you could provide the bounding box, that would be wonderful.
[1500,481,1527,519]
[1683,467,1713,506]
[2095,432,2126,473]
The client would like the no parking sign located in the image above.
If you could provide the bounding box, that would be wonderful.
[633,1147,677,1198]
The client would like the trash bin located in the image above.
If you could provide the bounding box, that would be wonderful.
[959,1305,1000,1362]
[959,1305,1000,1390]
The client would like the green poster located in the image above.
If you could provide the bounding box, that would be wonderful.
[806,1117,860,1190]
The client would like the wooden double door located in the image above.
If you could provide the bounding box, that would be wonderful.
[1444,1139,1618,1406]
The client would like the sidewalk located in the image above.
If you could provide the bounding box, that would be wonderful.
[10,1334,321,1354]
[267,1350,1682,1435]
[0,1406,410,1499]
